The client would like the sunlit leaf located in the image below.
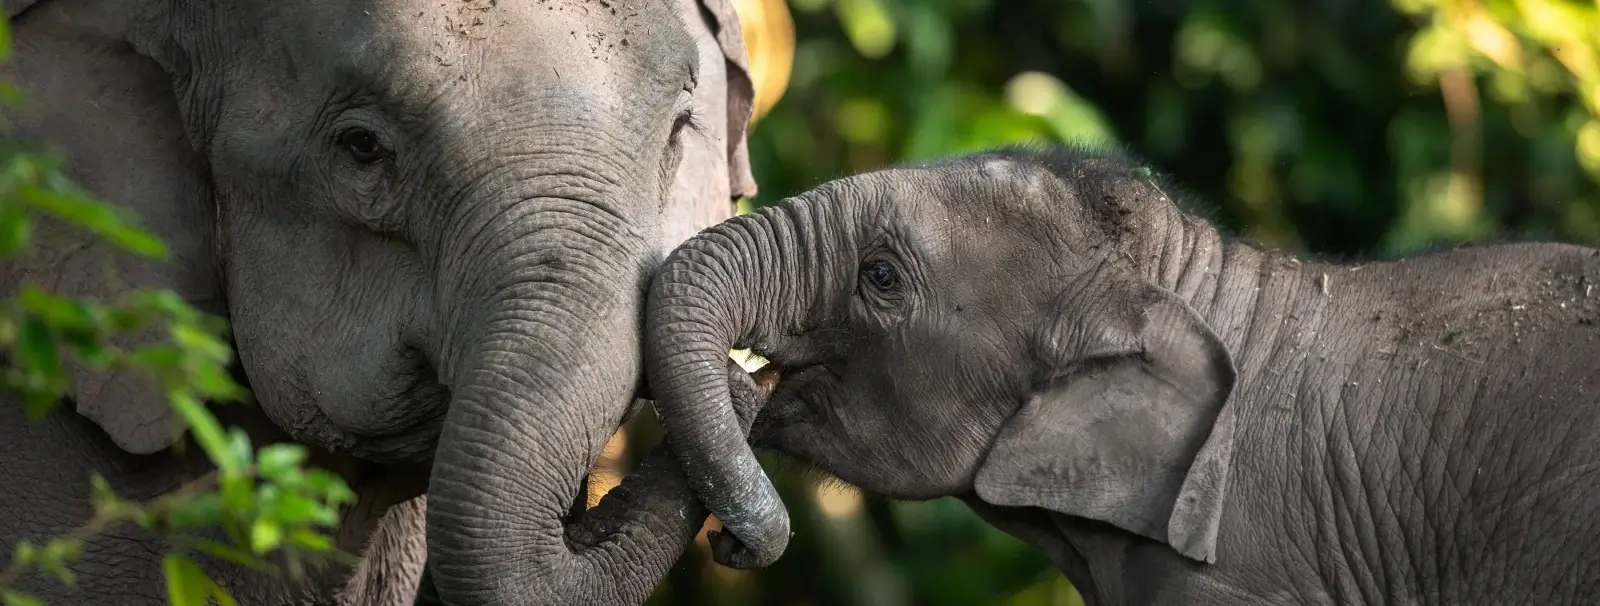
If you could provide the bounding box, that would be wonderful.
[172,323,233,364]
[834,0,896,59]
[202,575,238,606]
[11,540,35,566]
[256,443,307,483]
[1,591,43,606]
[265,492,338,527]
[223,428,252,475]
[167,390,232,473]
[302,469,356,507]
[250,520,283,554]
[163,554,209,606]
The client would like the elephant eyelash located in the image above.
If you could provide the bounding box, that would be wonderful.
[673,103,712,140]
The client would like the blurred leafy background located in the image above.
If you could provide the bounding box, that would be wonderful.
[621,0,1600,604]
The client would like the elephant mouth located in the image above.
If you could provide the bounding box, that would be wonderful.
[744,358,832,439]
[318,347,449,464]
[761,362,830,393]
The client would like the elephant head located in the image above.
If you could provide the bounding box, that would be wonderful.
[646,147,1241,567]
[0,0,758,600]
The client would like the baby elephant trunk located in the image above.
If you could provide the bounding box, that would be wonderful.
[644,199,831,568]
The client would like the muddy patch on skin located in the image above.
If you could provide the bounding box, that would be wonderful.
[1386,251,1600,365]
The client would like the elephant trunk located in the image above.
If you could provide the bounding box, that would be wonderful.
[424,196,686,603]
[644,197,832,568]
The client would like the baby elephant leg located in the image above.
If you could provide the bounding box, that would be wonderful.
[333,496,429,606]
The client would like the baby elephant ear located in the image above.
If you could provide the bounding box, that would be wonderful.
[974,277,1238,563]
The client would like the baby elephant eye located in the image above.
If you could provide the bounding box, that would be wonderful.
[862,260,900,291]
[338,128,387,164]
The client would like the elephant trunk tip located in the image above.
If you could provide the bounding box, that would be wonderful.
[701,439,791,569]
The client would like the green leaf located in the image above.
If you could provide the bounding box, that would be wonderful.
[249,519,282,554]
[19,387,59,421]
[0,81,27,106]
[302,469,356,507]
[62,329,111,366]
[172,323,233,363]
[102,305,154,333]
[12,540,35,566]
[223,428,252,475]
[219,473,253,517]
[202,575,238,606]
[286,528,334,553]
[263,492,337,527]
[163,554,209,606]
[128,290,192,319]
[42,538,82,564]
[167,390,231,473]
[88,473,126,517]
[189,360,243,401]
[256,444,307,483]
[0,202,30,256]
[36,539,77,586]
[18,286,96,332]
[1,590,44,606]
[14,314,59,376]
[179,537,276,572]
[166,493,225,530]
[16,183,167,259]
[0,10,13,61]
[128,344,183,374]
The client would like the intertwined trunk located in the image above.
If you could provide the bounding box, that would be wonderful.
[644,196,835,568]
[422,186,705,603]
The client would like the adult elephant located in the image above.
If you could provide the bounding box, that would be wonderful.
[0,0,760,603]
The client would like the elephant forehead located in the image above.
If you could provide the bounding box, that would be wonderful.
[343,0,694,96]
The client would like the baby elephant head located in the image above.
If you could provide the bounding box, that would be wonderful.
[646,146,1240,566]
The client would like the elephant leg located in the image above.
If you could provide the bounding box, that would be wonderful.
[329,496,429,606]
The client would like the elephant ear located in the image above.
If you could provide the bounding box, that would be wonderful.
[1,8,221,454]
[693,0,759,199]
[974,274,1238,564]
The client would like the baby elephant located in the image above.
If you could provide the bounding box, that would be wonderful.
[644,145,1600,604]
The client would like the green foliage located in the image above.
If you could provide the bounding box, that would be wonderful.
[0,13,353,605]
[746,0,1600,258]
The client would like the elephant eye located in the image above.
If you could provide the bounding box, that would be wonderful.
[670,111,694,139]
[862,260,900,291]
[338,128,388,164]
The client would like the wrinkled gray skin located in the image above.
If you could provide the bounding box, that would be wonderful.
[647,146,1600,603]
[0,0,762,603]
